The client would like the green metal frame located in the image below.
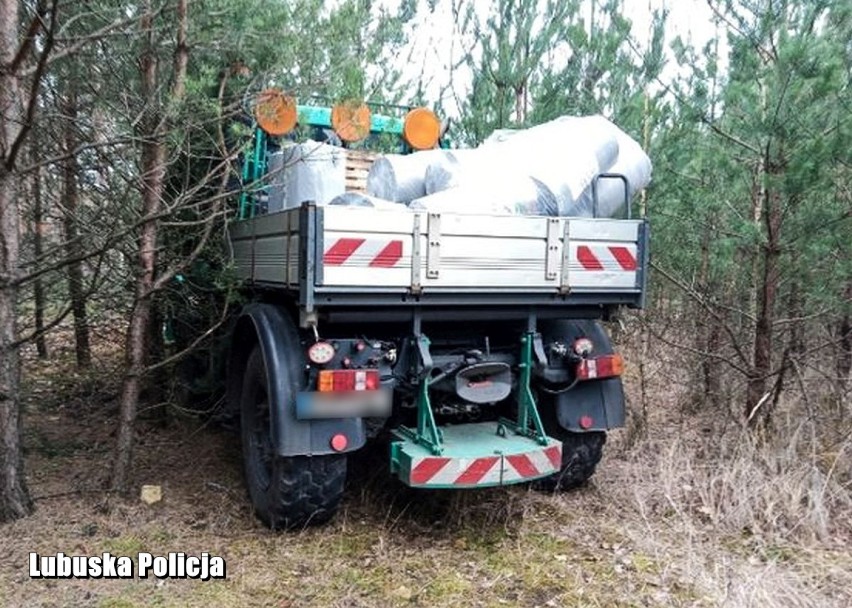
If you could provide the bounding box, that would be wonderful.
[296,105,405,136]
[415,372,444,453]
[500,332,549,445]
[238,128,268,220]
[236,104,410,221]
[234,98,457,221]
[396,330,548,456]
[394,335,444,455]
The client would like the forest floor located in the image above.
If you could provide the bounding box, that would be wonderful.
[1,334,851,608]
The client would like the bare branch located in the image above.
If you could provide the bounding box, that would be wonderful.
[20,12,149,77]
[643,317,750,375]
[5,0,58,171]
[651,261,753,368]
[12,239,107,348]
[143,289,233,374]
[9,0,48,72]
[18,136,137,174]
[706,122,761,155]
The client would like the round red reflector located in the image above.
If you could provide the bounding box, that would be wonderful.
[579,415,594,430]
[330,434,348,452]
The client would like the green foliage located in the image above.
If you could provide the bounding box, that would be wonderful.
[648,0,851,409]
[17,0,418,402]
[194,0,413,105]
[450,0,849,407]
[455,0,667,144]
[155,0,416,394]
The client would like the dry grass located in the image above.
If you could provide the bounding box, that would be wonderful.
[609,321,852,608]
[635,428,852,543]
[610,427,852,608]
[2,327,850,607]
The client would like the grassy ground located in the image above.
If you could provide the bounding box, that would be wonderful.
[2,340,850,608]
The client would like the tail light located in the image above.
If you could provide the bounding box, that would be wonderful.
[317,369,380,393]
[575,354,624,380]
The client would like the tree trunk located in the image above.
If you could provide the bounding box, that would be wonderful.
[0,173,32,522]
[514,84,526,125]
[697,212,722,409]
[112,284,155,491]
[745,164,783,429]
[61,86,91,368]
[703,317,723,407]
[111,136,166,491]
[31,139,48,359]
[837,281,852,391]
[0,0,34,521]
[787,280,804,357]
[111,0,187,492]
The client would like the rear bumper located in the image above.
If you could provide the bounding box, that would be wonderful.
[390,422,562,488]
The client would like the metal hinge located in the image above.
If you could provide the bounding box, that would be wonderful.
[545,218,560,281]
[426,213,441,279]
[410,214,422,294]
[559,220,572,294]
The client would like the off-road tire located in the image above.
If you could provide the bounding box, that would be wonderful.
[533,430,606,492]
[533,319,612,491]
[241,347,346,529]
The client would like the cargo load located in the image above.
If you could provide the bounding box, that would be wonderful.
[365,114,651,218]
[267,141,347,212]
[365,149,450,203]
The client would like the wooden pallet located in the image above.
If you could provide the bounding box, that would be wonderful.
[345,149,377,193]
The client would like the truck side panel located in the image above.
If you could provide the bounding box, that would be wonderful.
[229,205,648,309]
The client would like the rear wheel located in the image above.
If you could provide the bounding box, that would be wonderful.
[241,347,346,529]
[533,428,605,491]
[534,319,612,491]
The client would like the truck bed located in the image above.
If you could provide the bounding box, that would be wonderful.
[229,204,648,317]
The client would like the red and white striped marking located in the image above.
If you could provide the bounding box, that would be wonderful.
[323,237,404,268]
[407,444,562,487]
[575,244,637,271]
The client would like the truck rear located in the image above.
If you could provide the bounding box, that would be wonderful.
[224,96,648,529]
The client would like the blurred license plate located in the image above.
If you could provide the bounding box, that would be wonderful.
[296,390,392,420]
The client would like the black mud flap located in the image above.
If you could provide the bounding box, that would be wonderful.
[554,377,626,431]
[539,319,627,432]
[228,303,366,456]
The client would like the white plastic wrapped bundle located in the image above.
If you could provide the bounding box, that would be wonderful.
[266,143,294,213]
[492,115,620,215]
[366,150,452,203]
[329,192,409,211]
[570,131,652,217]
[424,149,490,195]
[411,175,558,216]
[363,114,651,218]
[481,128,518,146]
[267,141,346,212]
[424,116,620,216]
